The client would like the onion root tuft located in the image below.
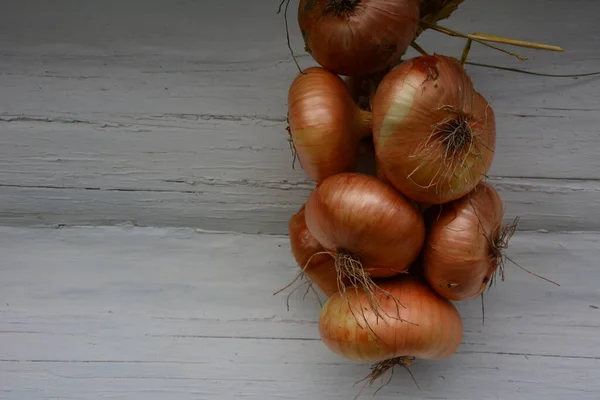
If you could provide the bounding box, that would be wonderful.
[273,250,333,309]
[333,250,412,329]
[353,356,420,399]
[408,103,492,198]
[487,216,560,289]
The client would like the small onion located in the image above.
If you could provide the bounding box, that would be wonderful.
[298,0,421,76]
[423,182,506,301]
[372,54,496,204]
[288,67,373,183]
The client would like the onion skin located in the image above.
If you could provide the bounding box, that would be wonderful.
[298,0,421,76]
[288,205,345,297]
[319,276,463,362]
[372,54,496,204]
[288,67,373,183]
[304,172,425,278]
[423,182,504,301]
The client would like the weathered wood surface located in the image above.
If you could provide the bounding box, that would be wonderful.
[1,178,598,234]
[1,226,599,399]
[1,0,599,233]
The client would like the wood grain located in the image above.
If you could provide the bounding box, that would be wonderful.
[1,177,599,234]
[0,0,599,233]
[1,226,598,399]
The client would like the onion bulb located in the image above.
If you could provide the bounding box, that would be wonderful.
[288,67,373,183]
[423,182,507,301]
[298,0,421,76]
[288,204,346,297]
[305,172,424,278]
[319,276,463,364]
[372,54,496,204]
[304,172,424,313]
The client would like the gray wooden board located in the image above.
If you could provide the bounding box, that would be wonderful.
[1,226,599,399]
[1,177,599,234]
[1,0,600,233]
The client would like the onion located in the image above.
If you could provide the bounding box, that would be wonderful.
[304,172,424,317]
[305,172,424,278]
[319,276,463,365]
[372,54,496,204]
[298,0,421,76]
[288,204,346,297]
[423,182,506,301]
[288,67,373,182]
[423,181,559,300]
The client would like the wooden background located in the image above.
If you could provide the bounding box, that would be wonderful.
[1,0,599,234]
[1,1,600,399]
[1,226,599,399]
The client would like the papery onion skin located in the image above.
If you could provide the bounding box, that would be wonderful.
[304,172,425,277]
[372,54,496,204]
[288,205,345,297]
[288,67,373,183]
[423,182,504,301]
[375,163,430,213]
[298,0,421,76]
[319,276,463,362]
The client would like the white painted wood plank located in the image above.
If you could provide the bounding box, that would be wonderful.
[1,19,599,181]
[0,226,599,399]
[1,111,599,186]
[0,0,599,233]
[1,354,599,400]
[1,177,599,233]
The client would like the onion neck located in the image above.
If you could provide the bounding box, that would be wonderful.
[325,0,361,16]
[355,109,373,139]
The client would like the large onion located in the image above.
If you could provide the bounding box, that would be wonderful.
[372,54,496,204]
